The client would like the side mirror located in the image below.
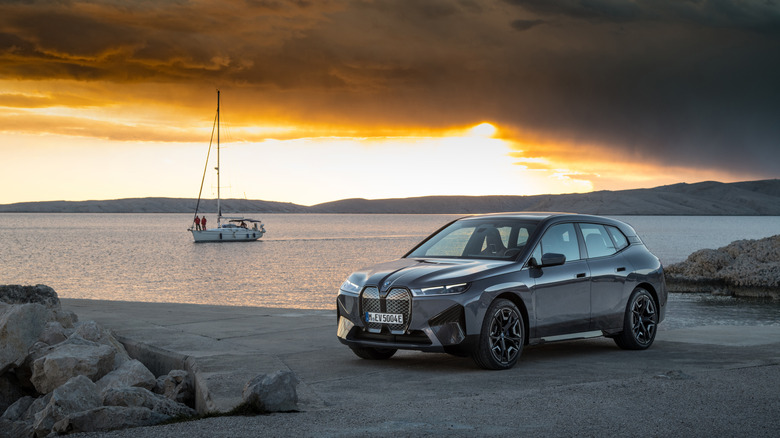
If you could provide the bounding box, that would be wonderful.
[541,253,566,267]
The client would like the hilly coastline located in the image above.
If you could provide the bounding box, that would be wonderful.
[1,179,779,215]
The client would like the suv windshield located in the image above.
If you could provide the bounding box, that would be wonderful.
[406,218,538,260]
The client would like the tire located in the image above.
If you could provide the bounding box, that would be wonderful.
[471,298,524,370]
[614,287,658,350]
[349,346,397,360]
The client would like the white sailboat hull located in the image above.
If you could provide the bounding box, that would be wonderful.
[190,227,265,242]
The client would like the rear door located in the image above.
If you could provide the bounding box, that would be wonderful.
[579,223,633,331]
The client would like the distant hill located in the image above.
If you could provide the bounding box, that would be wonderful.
[310,179,780,215]
[0,197,307,214]
[1,179,779,215]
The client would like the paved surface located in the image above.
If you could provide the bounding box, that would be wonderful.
[62,298,780,437]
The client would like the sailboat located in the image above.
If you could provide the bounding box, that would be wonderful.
[189,90,266,242]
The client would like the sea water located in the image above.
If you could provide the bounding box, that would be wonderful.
[1,214,779,322]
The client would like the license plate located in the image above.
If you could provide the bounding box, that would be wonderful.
[365,312,404,324]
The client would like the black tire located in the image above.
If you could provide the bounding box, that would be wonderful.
[614,287,658,350]
[349,346,397,360]
[471,298,524,370]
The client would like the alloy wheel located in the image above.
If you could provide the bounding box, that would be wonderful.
[488,307,523,365]
[630,293,657,346]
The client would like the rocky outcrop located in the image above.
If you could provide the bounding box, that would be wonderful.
[0,304,51,375]
[31,342,116,394]
[0,285,60,308]
[155,369,194,406]
[32,375,102,436]
[104,387,197,417]
[51,406,169,435]
[241,370,299,413]
[0,285,196,436]
[666,235,780,299]
[96,359,156,395]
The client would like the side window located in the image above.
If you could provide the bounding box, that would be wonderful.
[606,226,629,251]
[540,223,580,262]
[580,223,617,258]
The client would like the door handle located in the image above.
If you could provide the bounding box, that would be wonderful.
[616,267,626,272]
[576,273,587,278]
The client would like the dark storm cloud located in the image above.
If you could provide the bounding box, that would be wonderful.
[496,0,780,176]
[1,0,779,177]
[510,18,544,31]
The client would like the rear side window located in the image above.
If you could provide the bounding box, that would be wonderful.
[606,226,629,251]
[579,223,617,258]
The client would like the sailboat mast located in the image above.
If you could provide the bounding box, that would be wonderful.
[216,89,221,225]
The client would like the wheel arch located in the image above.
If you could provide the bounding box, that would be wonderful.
[636,282,660,311]
[494,292,530,345]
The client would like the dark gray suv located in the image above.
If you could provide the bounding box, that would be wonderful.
[336,213,667,369]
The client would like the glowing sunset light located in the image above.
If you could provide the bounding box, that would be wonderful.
[0,1,777,206]
[469,123,497,137]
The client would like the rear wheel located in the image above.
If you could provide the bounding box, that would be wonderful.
[472,299,524,370]
[614,287,658,350]
[349,346,397,360]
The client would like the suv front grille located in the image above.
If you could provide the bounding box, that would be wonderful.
[361,286,411,334]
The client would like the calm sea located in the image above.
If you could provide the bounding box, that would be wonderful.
[1,214,779,322]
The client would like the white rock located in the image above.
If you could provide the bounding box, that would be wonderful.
[0,304,51,374]
[32,375,101,437]
[38,321,68,346]
[242,370,299,413]
[155,369,193,405]
[51,405,169,435]
[95,359,156,395]
[72,321,130,367]
[30,342,116,394]
[103,386,196,418]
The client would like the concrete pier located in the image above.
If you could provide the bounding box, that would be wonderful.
[62,298,780,437]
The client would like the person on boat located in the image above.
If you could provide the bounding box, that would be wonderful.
[240,221,247,228]
[201,216,207,230]
[194,216,201,231]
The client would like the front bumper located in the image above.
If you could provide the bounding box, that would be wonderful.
[336,290,477,354]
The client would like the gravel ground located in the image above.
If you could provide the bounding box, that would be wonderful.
[73,360,779,437]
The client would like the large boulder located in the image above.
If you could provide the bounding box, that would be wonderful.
[95,359,156,395]
[51,406,169,435]
[666,235,780,298]
[30,342,116,394]
[38,321,70,347]
[154,369,194,405]
[104,386,196,418]
[0,304,51,374]
[0,285,59,308]
[72,321,130,367]
[32,375,101,437]
[241,370,299,413]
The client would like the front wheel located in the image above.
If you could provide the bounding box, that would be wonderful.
[472,299,524,370]
[349,346,397,360]
[614,287,658,350]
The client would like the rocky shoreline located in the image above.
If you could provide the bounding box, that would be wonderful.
[0,285,299,437]
[665,235,780,300]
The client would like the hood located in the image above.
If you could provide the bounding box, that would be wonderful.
[348,257,513,291]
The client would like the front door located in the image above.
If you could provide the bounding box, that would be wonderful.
[530,223,591,337]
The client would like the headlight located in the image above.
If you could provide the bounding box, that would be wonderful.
[411,283,469,296]
[340,278,362,294]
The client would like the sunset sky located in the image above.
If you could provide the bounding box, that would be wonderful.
[1,0,778,206]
